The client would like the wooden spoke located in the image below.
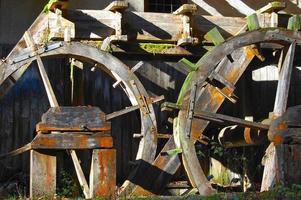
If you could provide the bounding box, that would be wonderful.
[193,111,269,130]
[36,56,59,107]
[70,150,91,198]
[273,41,296,117]
[261,41,296,192]
[106,95,164,120]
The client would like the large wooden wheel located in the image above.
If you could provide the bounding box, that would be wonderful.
[0,40,158,196]
[175,28,300,195]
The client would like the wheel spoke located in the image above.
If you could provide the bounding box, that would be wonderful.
[261,41,296,191]
[273,41,296,117]
[36,56,59,107]
[193,111,269,130]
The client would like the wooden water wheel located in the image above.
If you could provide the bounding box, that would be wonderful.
[175,28,301,195]
[0,31,160,197]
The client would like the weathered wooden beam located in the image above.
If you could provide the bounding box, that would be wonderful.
[31,133,113,149]
[257,1,286,14]
[101,1,128,50]
[173,4,197,15]
[104,1,128,12]
[127,137,181,196]
[90,149,116,199]
[194,111,269,130]
[30,150,56,199]
[56,10,247,42]
[36,123,111,133]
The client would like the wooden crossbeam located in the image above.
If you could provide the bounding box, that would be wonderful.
[257,1,286,14]
[173,4,197,15]
[104,1,128,12]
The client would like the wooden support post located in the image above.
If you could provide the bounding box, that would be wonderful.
[173,4,198,46]
[90,149,116,199]
[101,1,128,50]
[30,150,56,199]
[270,12,278,28]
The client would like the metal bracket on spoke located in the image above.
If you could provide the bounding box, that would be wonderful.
[12,42,64,64]
[185,83,197,138]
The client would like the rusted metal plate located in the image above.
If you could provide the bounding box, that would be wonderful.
[90,149,116,199]
[31,133,113,149]
[30,150,56,199]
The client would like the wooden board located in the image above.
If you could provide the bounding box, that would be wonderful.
[31,133,113,149]
[58,10,247,42]
[37,106,111,132]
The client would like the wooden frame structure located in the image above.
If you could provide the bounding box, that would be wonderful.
[1,0,301,199]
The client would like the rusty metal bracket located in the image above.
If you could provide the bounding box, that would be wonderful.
[185,83,197,138]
